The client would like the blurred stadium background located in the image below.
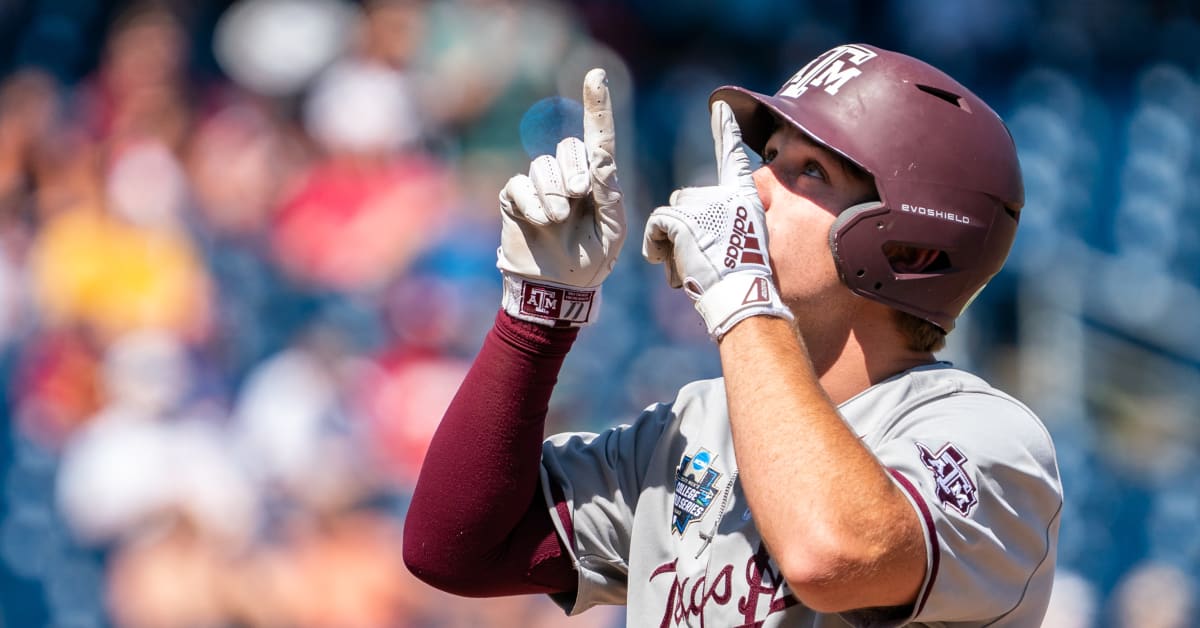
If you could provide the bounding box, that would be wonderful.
[0,0,1195,626]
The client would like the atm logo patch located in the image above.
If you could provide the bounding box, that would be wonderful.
[917,441,978,517]
[671,448,723,535]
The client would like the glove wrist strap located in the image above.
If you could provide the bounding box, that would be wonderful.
[502,274,600,327]
[695,272,793,340]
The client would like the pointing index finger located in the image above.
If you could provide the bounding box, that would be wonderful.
[583,68,615,158]
[710,100,757,197]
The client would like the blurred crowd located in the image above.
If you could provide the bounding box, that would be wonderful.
[0,0,627,625]
[0,0,1195,626]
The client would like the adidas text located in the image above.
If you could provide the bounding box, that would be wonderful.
[724,206,766,269]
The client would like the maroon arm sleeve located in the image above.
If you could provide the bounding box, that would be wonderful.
[402,310,579,597]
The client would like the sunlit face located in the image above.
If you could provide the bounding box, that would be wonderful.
[752,124,877,318]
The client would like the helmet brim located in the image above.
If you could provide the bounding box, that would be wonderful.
[709,85,869,176]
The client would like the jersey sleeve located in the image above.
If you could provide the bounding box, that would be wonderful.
[871,392,1063,625]
[538,402,674,615]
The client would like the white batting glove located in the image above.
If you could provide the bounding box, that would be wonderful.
[642,100,793,340]
[497,69,626,327]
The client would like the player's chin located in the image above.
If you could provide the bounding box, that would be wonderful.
[774,264,825,296]
[785,277,854,314]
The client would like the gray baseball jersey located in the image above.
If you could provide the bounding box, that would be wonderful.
[539,362,1062,627]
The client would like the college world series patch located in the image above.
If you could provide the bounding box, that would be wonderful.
[672,448,723,535]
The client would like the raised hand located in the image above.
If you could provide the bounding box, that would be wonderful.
[497,69,626,327]
[642,100,793,339]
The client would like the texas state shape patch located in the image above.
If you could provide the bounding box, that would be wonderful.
[916,441,978,517]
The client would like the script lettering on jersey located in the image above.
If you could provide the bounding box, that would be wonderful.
[651,559,733,628]
[737,542,799,623]
[650,543,798,627]
[778,44,877,98]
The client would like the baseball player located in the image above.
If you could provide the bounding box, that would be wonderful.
[404,44,1062,627]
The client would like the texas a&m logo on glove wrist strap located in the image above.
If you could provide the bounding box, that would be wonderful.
[503,274,598,327]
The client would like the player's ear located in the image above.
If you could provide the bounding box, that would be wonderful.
[882,243,945,274]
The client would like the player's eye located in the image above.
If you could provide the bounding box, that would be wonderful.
[762,148,778,165]
[802,160,828,182]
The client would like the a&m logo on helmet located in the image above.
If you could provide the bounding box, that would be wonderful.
[778,44,877,98]
[916,441,979,517]
[671,448,723,536]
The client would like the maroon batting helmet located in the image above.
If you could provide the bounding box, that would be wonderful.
[711,43,1024,332]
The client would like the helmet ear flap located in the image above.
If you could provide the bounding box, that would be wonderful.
[829,200,888,288]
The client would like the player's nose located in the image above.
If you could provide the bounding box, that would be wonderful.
[752,167,773,210]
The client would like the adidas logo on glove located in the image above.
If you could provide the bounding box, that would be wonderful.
[724,206,767,269]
